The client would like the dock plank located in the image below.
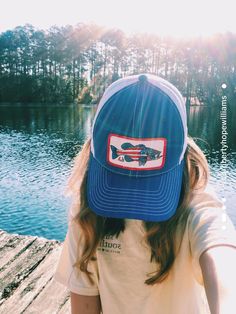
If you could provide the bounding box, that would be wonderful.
[23,280,70,314]
[0,238,55,299]
[0,230,70,313]
[57,294,71,314]
[0,244,63,313]
[0,230,8,240]
[0,234,36,269]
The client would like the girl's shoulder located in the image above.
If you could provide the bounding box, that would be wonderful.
[189,184,223,211]
[182,186,236,286]
[187,185,236,245]
[187,184,226,226]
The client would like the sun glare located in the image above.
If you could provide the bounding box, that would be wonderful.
[0,0,235,37]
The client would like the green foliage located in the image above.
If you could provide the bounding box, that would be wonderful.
[0,24,235,104]
[78,87,93,104]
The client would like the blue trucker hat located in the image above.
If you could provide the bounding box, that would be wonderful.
[87,74,187,221]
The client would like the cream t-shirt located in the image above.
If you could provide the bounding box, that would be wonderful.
[54,188,236,314]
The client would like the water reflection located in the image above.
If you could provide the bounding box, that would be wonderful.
[0,104,97,240]
[188,105,236,152]
[0,104,96,140]
[0,104,235,241]
[188,105,236,223]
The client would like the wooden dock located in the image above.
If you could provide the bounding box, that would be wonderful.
[0,229,70,313]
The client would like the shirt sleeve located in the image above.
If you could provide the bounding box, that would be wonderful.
[188,194,236,284]
[53,206,99,296]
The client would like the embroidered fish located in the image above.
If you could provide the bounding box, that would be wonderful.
[110,143,162,166]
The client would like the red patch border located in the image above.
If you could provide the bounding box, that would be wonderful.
[107,133,167,171]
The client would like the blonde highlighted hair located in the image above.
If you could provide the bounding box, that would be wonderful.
[67,137,209,284]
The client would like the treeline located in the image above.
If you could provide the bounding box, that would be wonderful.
[0,23,235,104]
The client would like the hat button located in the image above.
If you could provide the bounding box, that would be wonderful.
[138,74,147,83]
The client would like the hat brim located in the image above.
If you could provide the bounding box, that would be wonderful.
[87,155,184,222]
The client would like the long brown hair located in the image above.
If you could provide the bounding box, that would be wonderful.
[66,137,209,285]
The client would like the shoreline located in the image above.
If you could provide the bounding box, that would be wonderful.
[0,102,78,107]
[0,102,98,107]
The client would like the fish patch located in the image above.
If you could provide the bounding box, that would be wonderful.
[107,134,167,170]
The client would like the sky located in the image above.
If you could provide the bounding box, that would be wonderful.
[0,0,235,38]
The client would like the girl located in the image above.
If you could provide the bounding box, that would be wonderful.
[54,74,236,314]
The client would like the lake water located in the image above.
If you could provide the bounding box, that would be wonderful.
[0,104,235,241]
